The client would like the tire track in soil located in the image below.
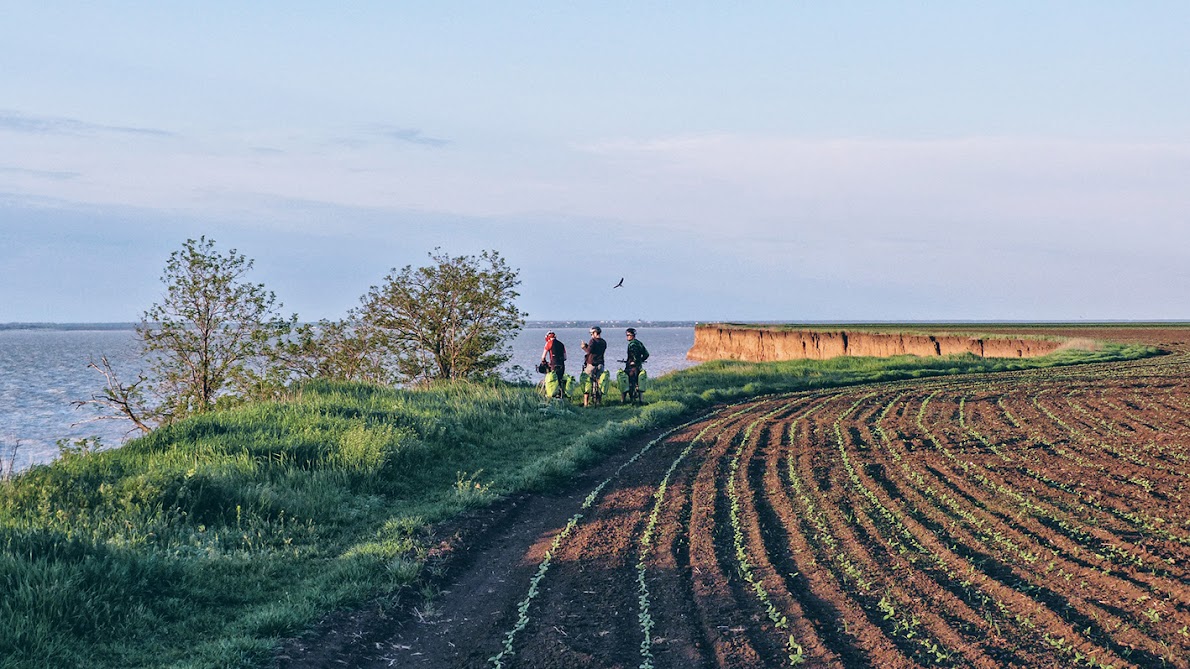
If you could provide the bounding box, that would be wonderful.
[506,417,727,668]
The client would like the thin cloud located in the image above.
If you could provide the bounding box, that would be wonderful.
[0,110,175,138]
[375,126,449,147]
[329,126,450,150]
[0,166,80,180]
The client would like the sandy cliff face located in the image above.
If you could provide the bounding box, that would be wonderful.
[686,325,1063,362]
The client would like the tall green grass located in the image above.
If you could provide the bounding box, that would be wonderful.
[0,343,1156,668]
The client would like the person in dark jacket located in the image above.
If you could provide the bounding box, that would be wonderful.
[623,327,649,402]
[580,326,607,406]
[541,330,567,397]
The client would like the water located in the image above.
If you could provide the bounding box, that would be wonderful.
[0,323,697,471]
[0,328,144,473]
[506,325,697,381]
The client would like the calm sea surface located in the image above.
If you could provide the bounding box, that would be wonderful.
[0,324,697,471]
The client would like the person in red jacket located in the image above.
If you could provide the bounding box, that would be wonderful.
[540,330,567,397]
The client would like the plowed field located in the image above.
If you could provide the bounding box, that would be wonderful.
[279,329,1190,668]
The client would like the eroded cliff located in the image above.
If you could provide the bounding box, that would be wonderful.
[686,324,1065,362]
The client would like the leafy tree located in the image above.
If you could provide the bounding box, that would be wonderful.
[359,249,526,383]
[76,239,296,431]
[138,236,295,419]
[76,237,293,430]
[276,317,398,386]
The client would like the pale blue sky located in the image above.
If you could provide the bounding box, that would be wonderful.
[2,2,1188,322]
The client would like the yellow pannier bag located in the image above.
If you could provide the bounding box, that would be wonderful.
[616,369,630,393]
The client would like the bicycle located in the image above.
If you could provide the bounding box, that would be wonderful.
[583,365,605,407]
[537,362,568,401]
[616,359,644,405]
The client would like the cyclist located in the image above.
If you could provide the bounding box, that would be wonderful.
[623,327,649,403]
[540,330,567,398]
[580,326,607,407]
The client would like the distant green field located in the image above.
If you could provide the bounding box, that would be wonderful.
[695,321,1190,345]
[699,321,1190,328]
[0,341,1158,668]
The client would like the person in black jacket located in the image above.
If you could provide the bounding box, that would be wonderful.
[580,326,607,406]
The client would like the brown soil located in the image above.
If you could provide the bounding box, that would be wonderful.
[274,327,1190,668]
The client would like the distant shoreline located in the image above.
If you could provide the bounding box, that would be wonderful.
[0,320,702,331]
[0,322,139,331]
[4,319,1189,333]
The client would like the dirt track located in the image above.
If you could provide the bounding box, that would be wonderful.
[276,328,1190,668]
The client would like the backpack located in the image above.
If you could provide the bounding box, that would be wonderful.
[628,339,649,364]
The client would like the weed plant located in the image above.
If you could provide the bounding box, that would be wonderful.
[0,344,1155,668]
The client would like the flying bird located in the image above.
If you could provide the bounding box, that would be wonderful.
[613,277,624,289]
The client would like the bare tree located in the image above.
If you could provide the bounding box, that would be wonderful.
[0,438,20,483]
[72,356,156,435]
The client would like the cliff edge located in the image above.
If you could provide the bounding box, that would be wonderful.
[686,324,1065,362]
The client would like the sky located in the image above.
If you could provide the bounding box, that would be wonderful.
[2,2,1189,323]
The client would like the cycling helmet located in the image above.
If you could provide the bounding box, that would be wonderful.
[590,326,601,334]
[626,328,636,335]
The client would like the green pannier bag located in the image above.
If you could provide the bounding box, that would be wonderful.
[598,370,610,393]
[579,372,592,394]
[637,369,648,392]
[564,374,578,397]
[544,371,560,397]
[616,369,629,393]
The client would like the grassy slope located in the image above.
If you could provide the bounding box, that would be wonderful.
[0,342,1158,668]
